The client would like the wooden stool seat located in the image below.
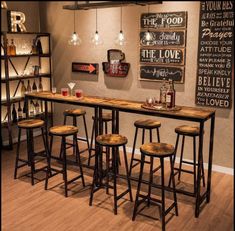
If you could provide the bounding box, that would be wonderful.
[175,125,200,136]
[96,134,127,146]
[17,119,44,129]
[63,109,86,117]
[134,119,161,129]
[140,142,175,158]
[92,112,112,122]
[49,125,78,136]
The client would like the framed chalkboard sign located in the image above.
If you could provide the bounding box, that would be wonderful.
[140,31,185,47]
[195,1,234,108]
[140,65,184,83]
[140,48,185,65]
[141,12,187,29]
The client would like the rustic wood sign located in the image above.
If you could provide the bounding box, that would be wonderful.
[140,31,185,47]
[195,1,234,108]
[141,11,187,29]
[140,65,184,82]
[102,62,130,77]
[72,62,99,75]
[140,48,184,65]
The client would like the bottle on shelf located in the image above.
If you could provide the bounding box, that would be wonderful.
[29,100,35,117]
[38,77,43,92]
[26,80,32,94]
[31,39,37,54]
[20,80,26,97]
[18,102,23,120]
[160,78,168,106]
[35,100,40,115]
[32,79,37,93]
[12,103,17,123]
[23,100,27,118]
[36,38,43,54]
[166,79,176,109]
[10,39,16,55]
[6,39,11,55]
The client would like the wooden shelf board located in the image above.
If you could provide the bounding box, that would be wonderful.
[1,74,51,83]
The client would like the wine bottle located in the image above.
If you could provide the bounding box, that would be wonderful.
[166,79,175,109]
[12,103,17,122]
[35,100,40,115]
[32,79,37,92]
[6,39,11,55]
[36,38,43,54]
[31,39,37,54]
[29,100,35,117]
[18,102,23,120]
[21,80,26,97]
[26,80,31,93]
[10,39,16,55]
[23,100,27,118]
[38,77,43,92]
[160,78,167,106]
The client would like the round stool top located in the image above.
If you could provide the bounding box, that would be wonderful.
[92,112,112,122]
[140,142,175,157]
[134,119,161,129]
[96,134,127,146]
[175,125,200,136]
[64,109,86,117]
[18,119,44,129]
[49,125,78,136]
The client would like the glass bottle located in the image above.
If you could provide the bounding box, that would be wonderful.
[35,100,40,114]
[21,80,26,97]
[10,39,16,55]
[12,103,17,122]
[18,102,23,120]
[6,39,11,55]
[23,100,27,118]
[32,79,37,92]
[29,100,35,117]
[166,79,175,109]
[26,80,31,93]
[160,78,167,106]
[36,38,43,54]
[31,39,37,54]
[38,77,43,92]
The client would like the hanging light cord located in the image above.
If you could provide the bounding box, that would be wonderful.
[147,4,150,32]
[120,6,122,31]
[73,10,76,33]
[95,8,98,32]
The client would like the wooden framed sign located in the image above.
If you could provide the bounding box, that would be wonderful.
[140,48,185,65]
[140,65,184,82]
[140,31,185,47]
[141,11,187,29]
[72,62,99,75]
[195,1,234,108]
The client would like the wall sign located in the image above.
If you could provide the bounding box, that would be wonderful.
[140,48,185,65]
[141,12,187,29]
[140,66,184,82]
[195,1,234,108]
[139,11,187,83]
[72,62,99,75]
[140,31,185,47]
[7,10,27,32]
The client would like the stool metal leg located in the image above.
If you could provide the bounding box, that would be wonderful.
[160,158,166,231]
[63,115,67,125]
[104,121,108,134]
[88,119,95,166]
[193,136,197,194]
[157,127,160,142]
[73,117,78,163]
[147,156,154,207]
[142,128,145,144]
[106,147,110,195]
[41,128,51,176]
[170,156,178,216]
[83,114,91,160]
[62,136,68,197]
[178,135,185,181]
[14,128,22,179]
[113,146,118,215]
[123,145,133,202]
[129,127,138,176]
[28,129,35,186]
[132,153,145,221]
[149,129,152,142]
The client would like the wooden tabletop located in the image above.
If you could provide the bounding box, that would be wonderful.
[25,91,216,122]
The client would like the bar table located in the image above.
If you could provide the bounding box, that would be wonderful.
[25,91,215,218]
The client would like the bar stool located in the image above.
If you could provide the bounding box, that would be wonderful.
[169,125,205,194]
[45,125,85,197]
[63,109,90,163]
[14,119,49,186]
[89,134,133,215]
[132,142,178,231]
[88,112,112,166]
[129,119,161,176]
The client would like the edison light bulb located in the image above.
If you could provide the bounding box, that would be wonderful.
[115,30,126,46]
[144,30,153,42]
[68,32,82,46]
[91,31,103,45]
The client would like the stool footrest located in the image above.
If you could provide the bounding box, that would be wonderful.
[133,158,151,164]
[182,160,194,165]
[17,162,29,168]
[164,202,177,216]
[174,167,194,174]
[116,189,130,201]
[153,165,161,173]
[18,158,29,164]
[67,175,83,185]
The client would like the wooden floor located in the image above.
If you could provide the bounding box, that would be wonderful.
[2,136,234,231]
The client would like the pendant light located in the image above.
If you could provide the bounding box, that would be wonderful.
[115,6,126,46]
[91,9,103,45]
[68,10,81,46]
[143,4,153,42]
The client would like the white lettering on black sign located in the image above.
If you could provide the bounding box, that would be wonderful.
[196,1,234,108]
